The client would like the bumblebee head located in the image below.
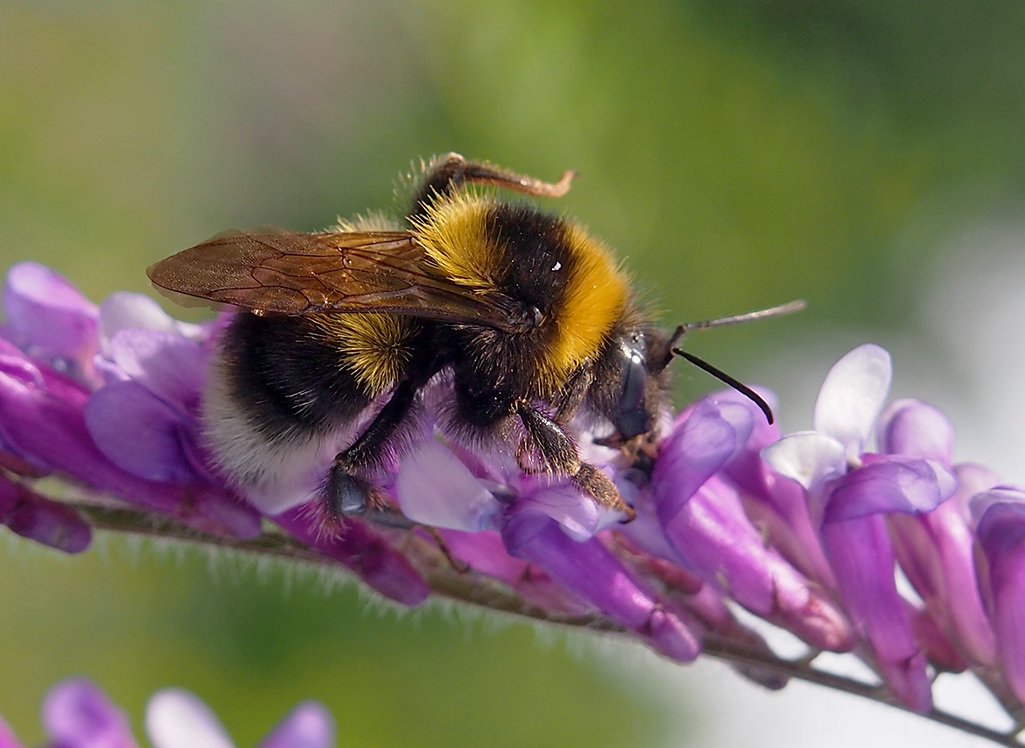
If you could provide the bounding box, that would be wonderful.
[609,327,673,441]
[603,303,806,444]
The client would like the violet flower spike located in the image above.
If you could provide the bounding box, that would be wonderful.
[8,264,1025,746]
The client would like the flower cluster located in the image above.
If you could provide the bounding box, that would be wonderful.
[0,678,334,748]
[4,262,1025,737]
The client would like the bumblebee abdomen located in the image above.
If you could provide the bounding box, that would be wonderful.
[216,313,372,434]
[202,311,421,495]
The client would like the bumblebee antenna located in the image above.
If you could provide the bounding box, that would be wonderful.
[669,300,807,341]
[668,300,806,425]
[671,347,775,424]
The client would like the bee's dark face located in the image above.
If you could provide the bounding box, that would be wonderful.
[607,327,675,442]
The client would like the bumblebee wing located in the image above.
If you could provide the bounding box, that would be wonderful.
[147,230,532,331]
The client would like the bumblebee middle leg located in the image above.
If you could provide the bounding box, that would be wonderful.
[325,378,420,520]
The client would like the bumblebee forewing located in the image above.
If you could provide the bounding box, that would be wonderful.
[148,229,533,330]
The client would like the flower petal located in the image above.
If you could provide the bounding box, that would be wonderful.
[824,458,953,522]
[0,717,26,748]
[2,263,98,375]
[104,329,205,410]
[761,431,845,492]
[518,481,602,541]
[0,340,259,537]
[0,474,91,553]
[439,529,593,615]
[890,502,996,666]
[877,399,954,463]
[0,346,173,512]
[653,398,748,520]
[99,292,202,342]
[258,702,334,748]
[85,381,198,483]
[43,679,138,748]
[146,689,234,748]
[657,476,851,650]
[503,512,700,661]
[822,516,931,712]
[395,441,502,531]
[275,510,429,607]
[713,387,781,497]
[813,344,891,458]
[974,490,1025,702]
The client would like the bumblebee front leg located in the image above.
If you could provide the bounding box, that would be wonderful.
[409,153,575,218]
[326,379,420,521]
[516,404,635,520]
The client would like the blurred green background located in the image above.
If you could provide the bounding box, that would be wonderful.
[2,2,1025,745]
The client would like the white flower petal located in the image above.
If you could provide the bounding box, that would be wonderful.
[99,292,203,347]
[813,344,892,457]
[146,689,234,748]
[396,441,503,531]
[762,431,846,491]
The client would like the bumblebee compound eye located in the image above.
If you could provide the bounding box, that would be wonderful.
[615,340,651,440]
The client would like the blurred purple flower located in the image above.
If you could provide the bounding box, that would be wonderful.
[0,678,334,748]
[0,718,23,748]
[41,678,136,748]
[145,687,333,748]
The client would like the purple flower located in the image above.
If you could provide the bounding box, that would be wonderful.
[40,679,136,748]
[637,398,851,651]
[0,265,429,605]
[395,438,624,539]
[0,718,23,748]
[12,262,1025,739]
[0,471,91,554]
[89,291,209,484]
[0,337,260,539]
[763,345,954,712]
[503,511,702,661]
[2,263,99,384]
[881,400,999,668]
[0,678,335,748]
[145,688,333,748]
[395,431,700,657]
[974,488,1025,703]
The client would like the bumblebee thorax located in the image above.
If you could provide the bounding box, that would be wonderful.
[414,192,629,390]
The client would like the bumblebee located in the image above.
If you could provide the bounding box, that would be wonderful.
[148,153,798,523]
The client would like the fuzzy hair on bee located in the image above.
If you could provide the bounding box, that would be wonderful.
[148,152,800,524]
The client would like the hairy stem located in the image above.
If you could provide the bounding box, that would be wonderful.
[73,501,1022,747]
